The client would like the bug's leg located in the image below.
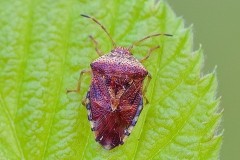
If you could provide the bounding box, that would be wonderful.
[66,69,91,93]
[82,98,87,106]
[143,73,152,104]
[89,35,104,56]
[81,14,116,47]
[140,46,160,63]
[81,92,89,106]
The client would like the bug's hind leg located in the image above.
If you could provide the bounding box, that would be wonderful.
[66,69,91,94]
[143,73,152,104]
[89,35,104,56]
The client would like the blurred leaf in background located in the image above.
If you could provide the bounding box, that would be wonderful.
[168,0,240,159]
[0,0,222,159]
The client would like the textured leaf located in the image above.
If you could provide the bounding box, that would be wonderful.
[0,0,222,159]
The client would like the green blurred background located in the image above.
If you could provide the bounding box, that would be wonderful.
[168,0,239,159]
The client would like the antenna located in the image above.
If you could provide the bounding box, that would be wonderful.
[81,14,116,47]
[128,33,172,50]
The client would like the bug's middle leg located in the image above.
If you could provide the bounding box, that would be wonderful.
[66,69,91,94]
[81,91,90,106]
[143,73,152,104]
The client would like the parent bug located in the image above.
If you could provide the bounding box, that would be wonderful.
[67,14,172,150]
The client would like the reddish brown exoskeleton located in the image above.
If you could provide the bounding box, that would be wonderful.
[67,14,172,150]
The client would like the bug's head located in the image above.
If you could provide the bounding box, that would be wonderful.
[111,47,131,55]
[81,14,173,54]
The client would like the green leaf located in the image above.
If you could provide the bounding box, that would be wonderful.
[0,0,222,159]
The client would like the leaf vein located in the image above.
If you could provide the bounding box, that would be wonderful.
[41,7,72,160]
[0,94,25,159]
[149,73,215,159]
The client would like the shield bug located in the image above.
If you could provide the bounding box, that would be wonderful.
[67,14,172,150]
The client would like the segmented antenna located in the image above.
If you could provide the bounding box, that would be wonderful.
[128,33,172,50]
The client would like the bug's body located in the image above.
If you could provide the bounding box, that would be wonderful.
[86,47,147,149]
[67,14,172,150]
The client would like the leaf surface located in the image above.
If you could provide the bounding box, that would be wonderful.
[0,0,222,159]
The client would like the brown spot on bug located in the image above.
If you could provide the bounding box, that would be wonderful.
[67,14,172,150]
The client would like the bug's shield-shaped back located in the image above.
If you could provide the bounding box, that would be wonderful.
[86,73,144,150]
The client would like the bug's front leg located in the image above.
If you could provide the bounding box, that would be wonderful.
[89,35,104,56]
[139,46,160,63]
[143,73,152,104]
[66,69,92,94]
